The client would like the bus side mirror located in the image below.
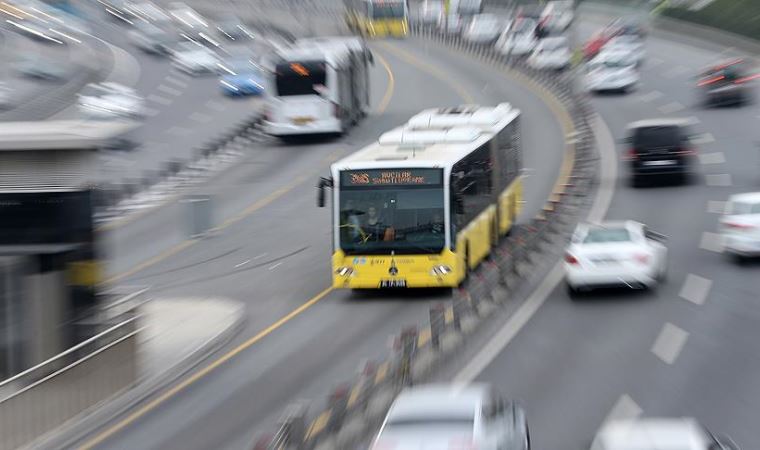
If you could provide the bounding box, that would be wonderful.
[367,50,375,65]
[317,177,333,208]
[453,193,465,214]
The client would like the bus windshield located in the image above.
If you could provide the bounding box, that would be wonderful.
[371,2,405,19]
[338,169,445,255]
[275,61,327,96]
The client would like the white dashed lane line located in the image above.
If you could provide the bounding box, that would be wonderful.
[699,152,726,165]
[190,112,212,123]
[234,259,250,268]
[268,262,283,271]
[705,173,732,186]
[692,132,715,145]
[707,200,727,214]
[157,84,183,96]
[639,90,663,102]
[600,394,643,428]
[658,101,685,114]
[651,322,689,365]
[679,274,713,305]
[147,94,173,106]
[164,76,189,88]
[699,231,724,253]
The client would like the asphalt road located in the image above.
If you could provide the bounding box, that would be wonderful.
[468,12,760,450]
[68,15,567,450]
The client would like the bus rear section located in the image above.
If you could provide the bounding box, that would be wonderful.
[263,61,343,137]
[368,0,408,37]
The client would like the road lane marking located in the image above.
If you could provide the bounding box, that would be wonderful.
[104,240,196,284]
[699,152,725,165]
[190,112,212,123]
[254,253,267,259]
[699,231,724,253]
[639,90,663,102]
[374,52,395,113]
[705,173,732,186]
[692,132,715,145]
[600,394,643,427]
[165,75,189,88]
[706,200,726,214]
[658,101,685,114]
[455,115,617,383]
[234,259,250,268]
[651,322,689,364]
[679,273,712,305]
[157,84,183,96]
[268,262,282,270]
[147,94,173,106]
[78,286,335,450]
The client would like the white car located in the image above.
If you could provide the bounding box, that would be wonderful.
[719,192,760,261]
[502,18,538,56]
[371,384,530,450]
[528,36,571,70]
[591,418,739,450]
[586,52,639,92]
[171,41,220,75]
[463,14,502,44]
[602,35,645,66]
[78,82,146,120]
[564,221,667,294]
[541,0,574,32]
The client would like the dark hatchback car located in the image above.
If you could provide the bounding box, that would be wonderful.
[697,59,756,106]
[623,119,697,187]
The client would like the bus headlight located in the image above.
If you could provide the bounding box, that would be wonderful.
[430,265,452,276]
[336,267,355,277]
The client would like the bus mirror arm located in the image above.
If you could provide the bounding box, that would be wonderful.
[453,192,465,214]
[317,177,333,208]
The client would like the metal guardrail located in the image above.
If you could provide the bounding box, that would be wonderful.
[252,21,600,450]
[0,316,141,450]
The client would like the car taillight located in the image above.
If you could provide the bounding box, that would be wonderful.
[674,148,697,156]
[623,148,638,161]
[735,73,760,84]
[633,253,649,264]
[697,74,724,87]
[565,253,579,264]
[722,221,755,230]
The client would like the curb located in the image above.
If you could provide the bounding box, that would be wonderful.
[33,299,247,450]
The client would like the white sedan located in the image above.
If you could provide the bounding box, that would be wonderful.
[564,221,667,294]
[585,51,639,93]
[371,384,530,450]
[78,82,145,120]
[463,14,502,44]
[171,41,221,75]
[602,35,645,66]
[527,36,571,70]
[591,418,739,450]
[719,192,760,261]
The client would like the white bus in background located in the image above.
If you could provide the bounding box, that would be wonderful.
[262,37,373,140]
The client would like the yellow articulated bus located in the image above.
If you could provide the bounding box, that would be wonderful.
[344,0,409,38]
[317,104,523,289]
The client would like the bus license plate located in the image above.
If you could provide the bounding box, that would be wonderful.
[292,117,314,125]
[380,279,407,288]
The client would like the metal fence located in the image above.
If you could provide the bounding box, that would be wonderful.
[251,21,599,450]
[0,316,141,450]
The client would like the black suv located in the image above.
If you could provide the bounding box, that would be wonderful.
[623,119,696,186]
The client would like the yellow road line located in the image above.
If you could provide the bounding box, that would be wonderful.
[444,306,454,324]
[375,52,395,114]
[374,361,390,384]
[376,42,476,104]
[304,409,332,441]
[104,239,196,285]
[417,327,432,347]
[346,382,364,409]
[78,286,334,450]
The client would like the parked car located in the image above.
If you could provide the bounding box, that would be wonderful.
[591,418,739,450]
[495,18,537,57]
[171,41,221,75]
[602,35,645,66]
[528,36,571,70]
[719,192,760,262]
[216,13,253,41]
[78,82,146,120]
[462,13,502,44]
[622,118,697,186]
[218,57,265,96]
[128,21,176,55]
[565,220,668,295]
[371,384,531,450]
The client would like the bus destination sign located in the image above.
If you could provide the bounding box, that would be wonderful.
[341,169,442,187]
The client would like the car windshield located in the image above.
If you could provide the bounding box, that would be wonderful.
[633,125,682,148]
[339,169,445,255]
[583,228,631,243]
[730,201,760,215]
